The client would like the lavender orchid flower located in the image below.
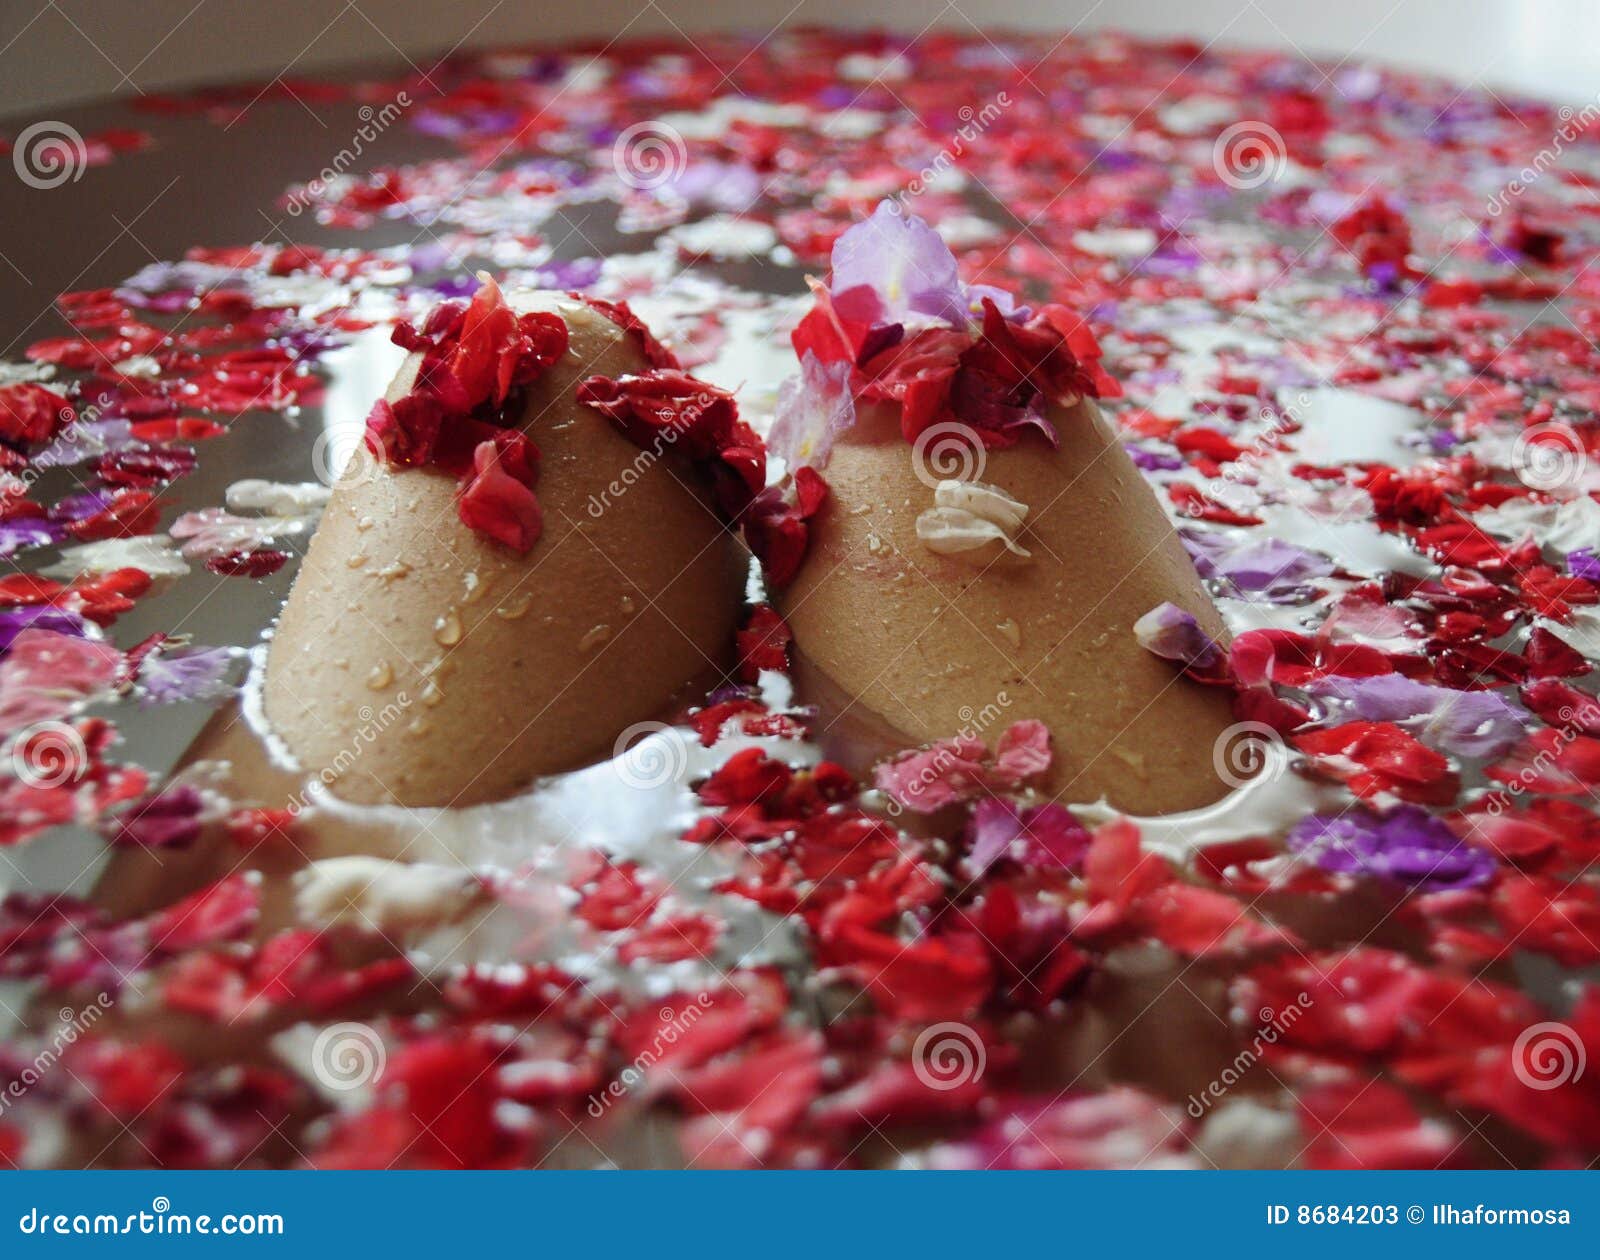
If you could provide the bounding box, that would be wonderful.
[830,200,969,329]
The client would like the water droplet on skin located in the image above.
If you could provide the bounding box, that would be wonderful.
[997,618,1022,648]
[366,660,393,689]
[377,561,411,582]
[579,624,613,652]
[356,516,375,532]
[620,595,636,615]
[421,680,443,707]
[346,553,367,568]
[494,594,531,620]
[434,610,463,647]
[462,571,491,604]
[407,718,430,737]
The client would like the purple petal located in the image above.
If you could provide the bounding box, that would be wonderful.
[1568,548,1600,583]
[0,608,89,656]
[1127,444,1185,472]
[46,491,113,523]
[138,646,237,707]
[532,256,603,290]
[830,201,967,328]
[0,519,63,558]
[963,283,1031,322]
[1180,529,1332,600]
[1133,602,1223,671]
[768,351,856,471]
[1288,806,1495,891]
[1308,674,1529,760]
[1213,538,1334,596]
[668,158,762,213]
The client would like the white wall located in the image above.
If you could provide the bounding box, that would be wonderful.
[1,0,1597,116]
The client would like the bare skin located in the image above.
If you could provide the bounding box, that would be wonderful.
[28,342,1520,1172]
[263,294,748,807]
[780,397,1239,814]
